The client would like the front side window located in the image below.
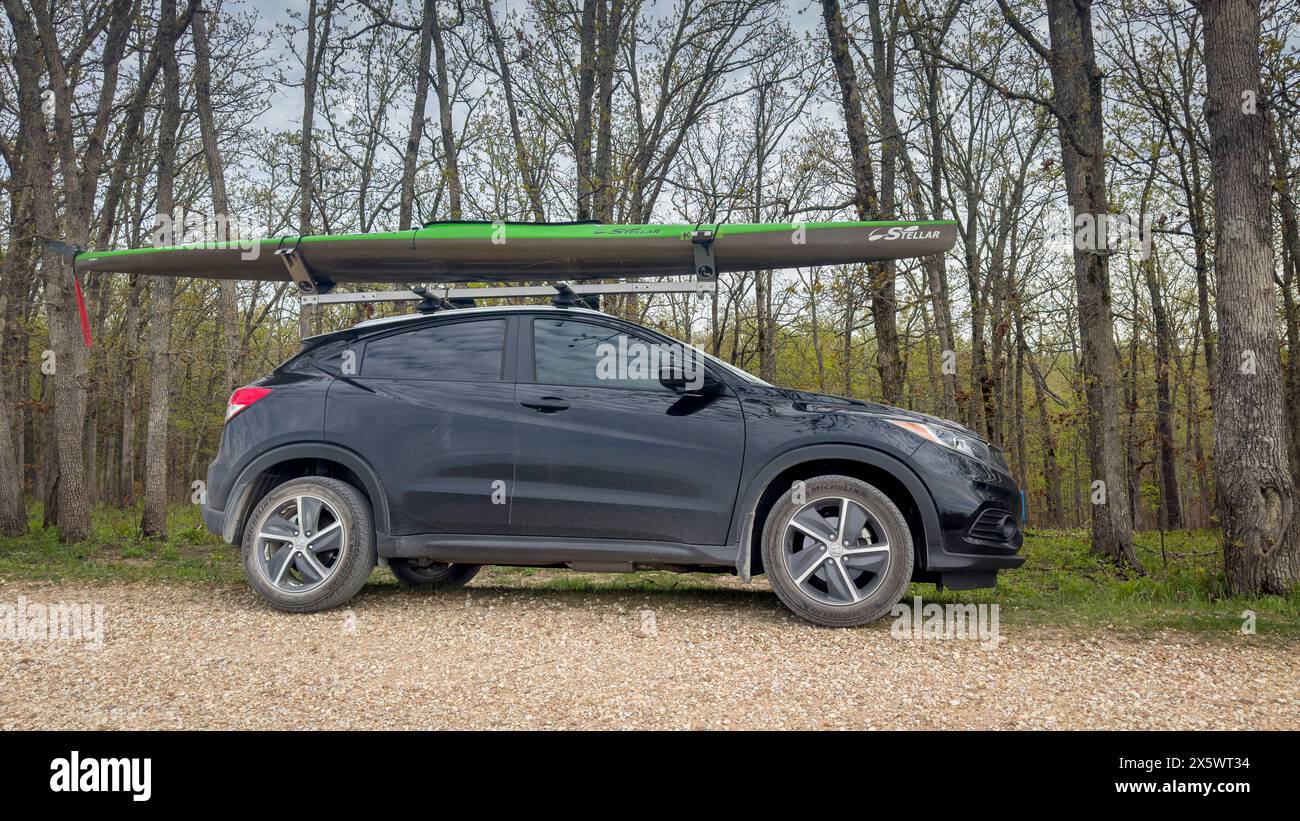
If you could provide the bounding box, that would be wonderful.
[363,318,505,380]
[533,318,692,391]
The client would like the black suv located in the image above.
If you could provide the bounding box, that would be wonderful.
[202,305,1024,627]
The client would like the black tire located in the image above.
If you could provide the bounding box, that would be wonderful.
[241,476,377,613]
[761,475,913,627]
[389,558,481,588]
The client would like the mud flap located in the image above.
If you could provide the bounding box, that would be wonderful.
[736,511,755,583]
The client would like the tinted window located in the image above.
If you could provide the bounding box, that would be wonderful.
[363,319,505,380]
[533,318,678,391]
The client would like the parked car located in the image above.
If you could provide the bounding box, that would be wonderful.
[202,304,1023,627]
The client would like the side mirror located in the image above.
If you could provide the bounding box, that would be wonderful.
[659,361,718,395]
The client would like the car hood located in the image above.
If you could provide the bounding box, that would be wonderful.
[771,387,986,442]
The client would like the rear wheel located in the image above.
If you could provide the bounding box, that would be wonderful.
[389,558,481,588]
[242,477,376,612]
[761,475,913,627]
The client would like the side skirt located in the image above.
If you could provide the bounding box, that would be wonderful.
[382,533,738,573]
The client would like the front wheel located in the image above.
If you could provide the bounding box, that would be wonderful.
[761,475,913,627]
[241,477,377,613]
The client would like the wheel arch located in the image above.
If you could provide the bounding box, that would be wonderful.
[734,444,940,578]
[222,443,390,545]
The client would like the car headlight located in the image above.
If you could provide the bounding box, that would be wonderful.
[887,419,989,461]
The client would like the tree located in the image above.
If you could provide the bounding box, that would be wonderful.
[1201,0,1299,594]
[141,0,185,537]
[297,0,335,337]
[5,0,134,541]
[193,6,239,394]
[998,0,1138,567]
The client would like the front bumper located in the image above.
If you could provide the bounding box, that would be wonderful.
[906,441,1026,588]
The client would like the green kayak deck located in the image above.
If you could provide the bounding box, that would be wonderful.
[73,220,958,285]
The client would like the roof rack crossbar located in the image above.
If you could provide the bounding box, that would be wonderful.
[300,279,716,309]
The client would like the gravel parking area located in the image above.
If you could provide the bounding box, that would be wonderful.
[1,576,1296,730]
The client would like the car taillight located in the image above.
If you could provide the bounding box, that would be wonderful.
[226,386,272,422]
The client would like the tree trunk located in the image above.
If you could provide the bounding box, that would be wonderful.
[1202,0,1300,594]
[482,0,545,220]
[820,0,879,220]
[399,0,436,230]
[141,0,183,537]
[119,276,141,505]
[575,0,599,219]
[1140,194,1184,529]
[192,7,239,393]
[865,0,901,404]
[432,14,461,219]
[0,289,24,534]
[822,0,879,402]
[297,0,333,338]
[1269,111,1300,475]
[1041,0,1137,566]
[9,0,132,541]
[593,0,624,222]
[1034,374,1062,525]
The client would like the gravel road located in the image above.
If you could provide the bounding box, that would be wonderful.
[1,576,1296,730]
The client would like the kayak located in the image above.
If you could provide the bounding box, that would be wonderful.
[73,220,958,285]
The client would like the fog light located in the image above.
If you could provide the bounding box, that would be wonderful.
[999,515,1017,541]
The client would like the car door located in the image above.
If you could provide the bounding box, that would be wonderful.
[511,314,745,544]
[324,315,516,536]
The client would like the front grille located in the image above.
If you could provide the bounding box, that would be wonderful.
[969,508,1014,542]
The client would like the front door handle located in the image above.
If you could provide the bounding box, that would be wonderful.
[521,396,570,413]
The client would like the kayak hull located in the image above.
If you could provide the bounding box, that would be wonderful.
[73,221,958,284]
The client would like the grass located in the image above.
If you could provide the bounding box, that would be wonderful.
[0,503,243,585]
[1,503,1297,636]
[922,529,1300,637]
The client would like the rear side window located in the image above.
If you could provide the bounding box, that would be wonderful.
[362,318,505,381]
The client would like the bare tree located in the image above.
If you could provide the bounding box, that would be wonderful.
[193,6,239,393]
[6,0,134,540]
[297,0,335,337]
[1201,0,1299,594]
[998,0,1137,567]
[141,0,186,537]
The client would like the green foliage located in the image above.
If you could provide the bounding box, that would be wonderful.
[0,502,242,585]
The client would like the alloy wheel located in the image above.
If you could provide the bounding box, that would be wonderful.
[781,496,891,607]
[254,494,347,593]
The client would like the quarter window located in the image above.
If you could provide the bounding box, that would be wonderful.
[362,319,505,381]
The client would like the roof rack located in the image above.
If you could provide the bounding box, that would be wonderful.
[285,224,720,313]
[300,278,717,314]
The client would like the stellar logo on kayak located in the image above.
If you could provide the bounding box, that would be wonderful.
[594,226,662,235]
[867,225,943,242]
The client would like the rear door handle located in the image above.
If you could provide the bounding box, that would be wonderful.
[521,396,570,413]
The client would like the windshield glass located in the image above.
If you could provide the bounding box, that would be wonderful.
[679,341,771,386]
